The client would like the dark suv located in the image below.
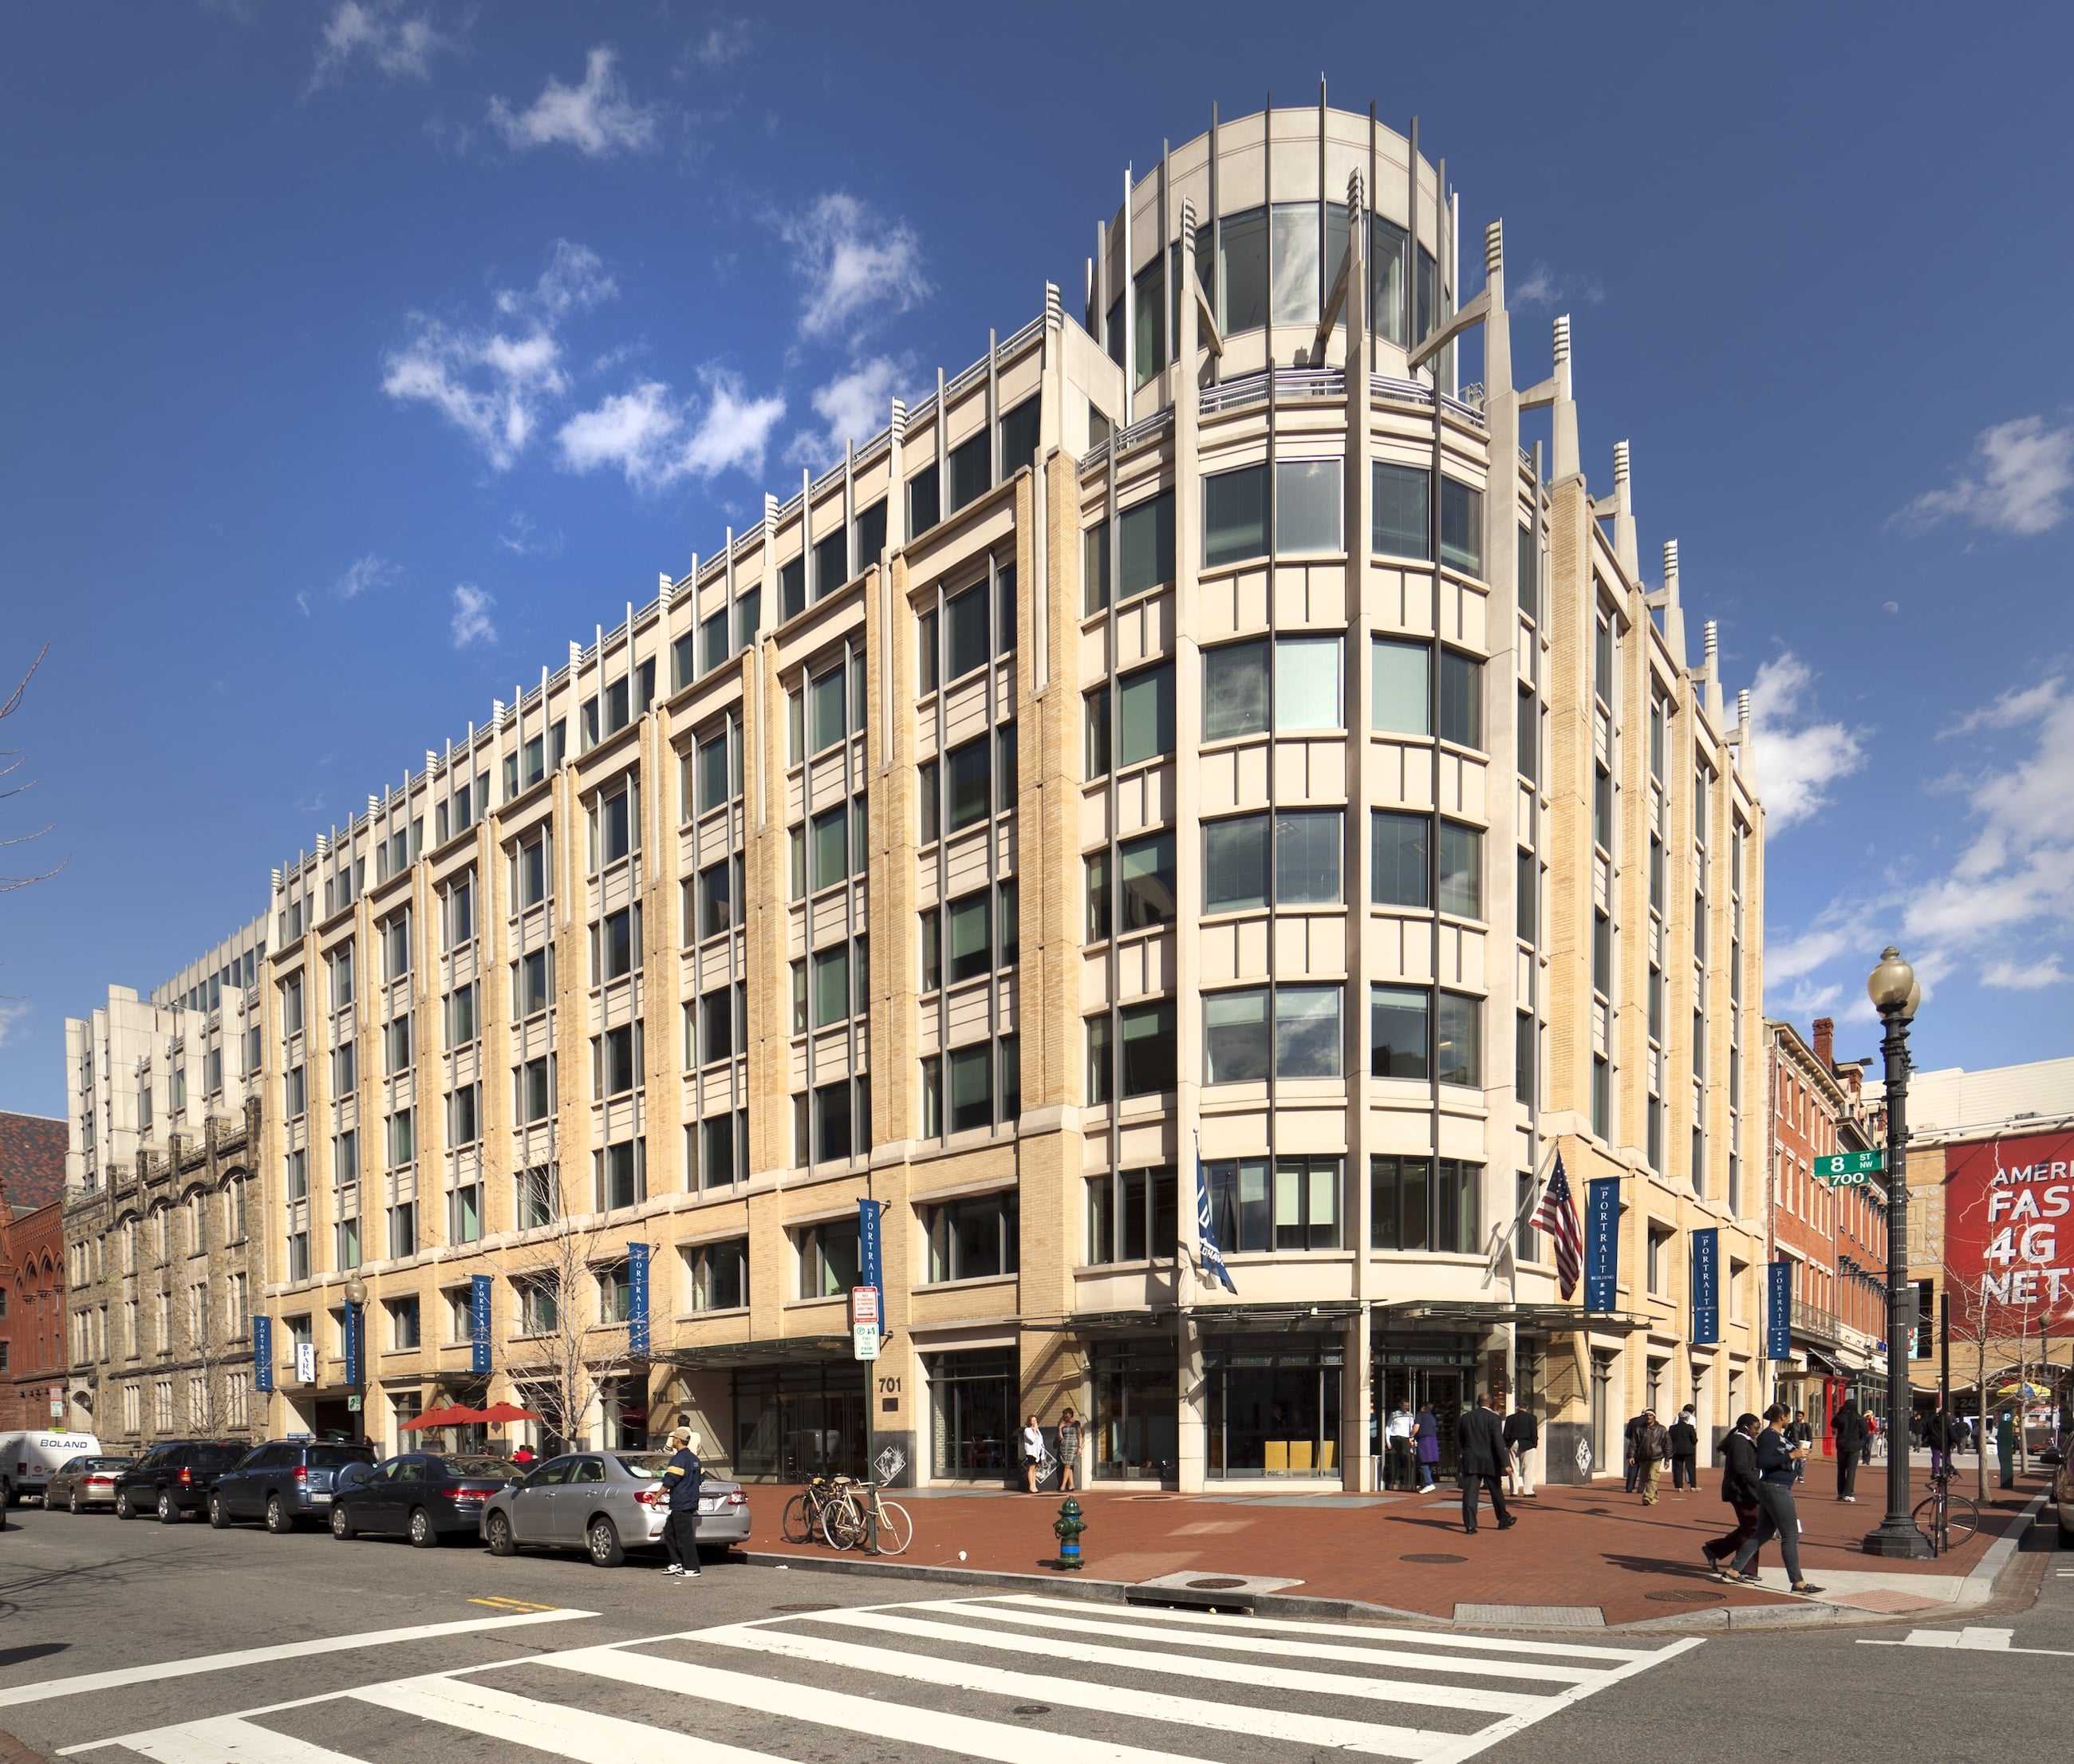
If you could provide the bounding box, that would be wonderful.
[113,1441,248,1524]
[209,1440,378,1534]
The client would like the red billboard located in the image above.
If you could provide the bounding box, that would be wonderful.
[1942,1130,2074,1326]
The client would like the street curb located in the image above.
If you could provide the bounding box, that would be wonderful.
[1955,1493,2046,1607]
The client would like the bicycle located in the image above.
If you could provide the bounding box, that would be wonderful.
[780,1474,847,1545]
[1912,1468,1981,1557]
[821,1474,913,1556]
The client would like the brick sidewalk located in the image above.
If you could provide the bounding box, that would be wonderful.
[741,1466,2044,1627]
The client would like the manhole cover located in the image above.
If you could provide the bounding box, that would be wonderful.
[1401,1553,1466,1565]
[1188,1577,1249,1589]
[1644,1588,1725,1604]
[1012,1706,1051,1716]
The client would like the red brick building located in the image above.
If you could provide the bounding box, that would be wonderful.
[1766,1016,1886,1438]
[2,1202,65,1430]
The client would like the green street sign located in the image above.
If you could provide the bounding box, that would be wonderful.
[1815,1150,1884,1183]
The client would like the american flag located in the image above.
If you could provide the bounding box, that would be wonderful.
[1532,1150,1584,1300]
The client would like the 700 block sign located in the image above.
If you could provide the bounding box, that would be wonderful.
[1815,1149,1883,1183]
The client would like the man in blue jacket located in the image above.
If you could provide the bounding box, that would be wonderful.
[1725,1405,1824,1595]
[660,1426,704,1580]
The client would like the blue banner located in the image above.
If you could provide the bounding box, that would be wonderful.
[628,1242,650,1357]
[1583,1178,1620,1312]
[1196,1158,1237,1294]
[1690,1229,1720,1346]
[1766,1261,1793,1360]
[343,1301,362,1390]
[253,1315,274,1393]
[470,1274,492,1375]
[858,1196,884,1324]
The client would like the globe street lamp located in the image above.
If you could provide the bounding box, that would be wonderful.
[344,1273,369,1447]
[1863,947,1933,1557]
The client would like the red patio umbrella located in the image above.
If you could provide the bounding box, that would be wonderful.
[477,1403,543,1424]
[400,1405,463,1431]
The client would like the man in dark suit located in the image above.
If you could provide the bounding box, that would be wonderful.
[1456,1391,1517,1534]
[1832,1396,1867,1502]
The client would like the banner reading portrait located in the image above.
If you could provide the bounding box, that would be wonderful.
[1943,1129,2074,1326]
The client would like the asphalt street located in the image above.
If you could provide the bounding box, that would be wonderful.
[0,1500,2064,1763]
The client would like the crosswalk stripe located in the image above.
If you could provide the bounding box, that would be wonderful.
[980,1595,1656,1663]
[350,1676,785,1764]
[793,1606,1544,1715]
[694,1620,1441,1759]
[918,1599,1600,1683]
[115,1715,369,1764]
[541,1644,1225,1764]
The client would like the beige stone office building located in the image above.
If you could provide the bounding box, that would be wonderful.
[73,101,1774,1488]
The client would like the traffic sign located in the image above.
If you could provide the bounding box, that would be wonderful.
[1816,1149,1884,1183]
[852,1323,881,1361]
[850,1286,880,1328]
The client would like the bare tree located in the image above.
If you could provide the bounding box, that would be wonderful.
[1,644,63,894]
[506,1223,630,1452]
[1940,1264,2014,1504]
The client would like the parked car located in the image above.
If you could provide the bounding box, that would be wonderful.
[46,1454,135,1513]
[329,1452,519,1547]
[0,1432,103,1505]
[209,1439,379,1534]
[112,1441,248,1523]
[479,1450,750,1566]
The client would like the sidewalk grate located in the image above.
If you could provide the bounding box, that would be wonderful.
[1453,1602,1607,1628]
[1401,1553,1466,1564]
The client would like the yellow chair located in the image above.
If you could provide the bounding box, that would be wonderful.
[1289,1440,1315,1473]
[1264,1440,1290,1473]
[1319,1440,1338,1472]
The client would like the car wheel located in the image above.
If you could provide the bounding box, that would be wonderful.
[486,1511,516,1557]
[586,1515,624,1568]
[408,1507,440,1549]
[116,1490,134,1521]
[157,1490,179,1525]
[69,1490,82,1516]
[208,1494,230,1529]
[265,1495,290,1535]
[331,1505,355,1541]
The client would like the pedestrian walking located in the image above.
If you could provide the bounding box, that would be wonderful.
[1996,1409,2017,1490]
[1021,1415,1047,1494]
[1502,1401,1540,1498]
[659,1426,704,1580]
[1623,1411,1648,1493]
[1725,1405,1824,1595]
[1634,1409,1668,1505]
[1414,1402,1441,1491]
[1832,1395,1866,1502]
[1667,1407,1699,1492]
[1455,1391,1517,1535]
[1385,1399,1416,1491]
[1701,1412,1764,1577]
[1055,1407,1082,1493]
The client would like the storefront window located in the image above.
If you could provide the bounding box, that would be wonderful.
[928,1348,1016,1481]
[1207,1335,1343,1478]
[731,1363,865,1481]
[1092,1340,1176,1482]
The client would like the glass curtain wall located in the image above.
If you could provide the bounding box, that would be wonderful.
[1205,1335,1344,1478]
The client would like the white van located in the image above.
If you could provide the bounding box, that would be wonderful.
[0,1432,103,1504]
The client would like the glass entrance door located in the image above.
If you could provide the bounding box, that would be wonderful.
[1373,1362,1467,1479]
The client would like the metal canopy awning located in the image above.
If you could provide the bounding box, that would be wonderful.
[1376,1300,1650,1336]
[1025,1300,1362,1336]
[649,1336,852,1370]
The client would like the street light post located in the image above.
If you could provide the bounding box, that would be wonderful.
[344,1273,368,1447]
[1863,946,1932,1558]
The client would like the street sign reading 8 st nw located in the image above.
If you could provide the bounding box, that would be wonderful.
[1815,1150,1883,1183]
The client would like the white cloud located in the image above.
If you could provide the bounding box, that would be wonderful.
[1776,981,1843,1017]
[382,241,613,469]
[1509,262,1606,309]
[1939,673,2064,740]
[309,1,451,91]
[556,369,785,491]
[334,554,398,600]
[488,46,660,158]
[1768,921,1854,985]
[0,998,28,1049]
[692,16,752,67]
[776,193,930,341]
[497,511,558,557]
[449,583,496,649]
[1898,415,2074,538]
[1982,954,2069,991]
[787,355,905,469]
[1745,649,1867,831]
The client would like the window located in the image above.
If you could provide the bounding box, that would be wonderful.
[998,396,1040,473]
[1517,523,1540,623]
[594,906,637,981]
[1085,661,1173,780]
[1371,461,1430,559]
[813,944,852,1026]
[387,1199,417,1260]
[1518,1012,1539,1115]
[810,803,851,892]
[336,1215,361,1271]
[922,1043,996,1136]
[1437,649,1482,750]
[1592,1055,1612,1139]
[948,428,991,513]
[334,1129,358,1185]
[448,1083,480,1147]
[285,1064,307,1116]
[382,914,410,981]
[1086,491,1175,615]
[1205,1156,1343,1252]
[853,499,887,570]
[1276,636,1343,729]
[1270,201,1319,324]
[1593,910,1613,998]
[1201,811,1340,914]
[444,874,475,948]
[385,1296,420,1351]
[281,974,305,1037]
[386,1107,415,1168]
[1276,809,1343,904]
[685,1238,747,1312]
[329,948,354,1011]
[1201,465,1266,568]
[1436,991,1481,1087]
[808,665,847,754]
[1593,764,1613,852]
[516,1277,558,1336]
[697,1111,746,1190]
[1203,985,1342,1083]
[1118,999,1176,1098]
[595,1024,639,1098]
[384,1015,411,1076]
[1517,847,1538,941]
[1086,1166,1179,1264]
[1439,477,1484,576]
[797,1217,862,1298]
[514,835,549,909]
[1370,985,1430,1079]
[696,724,735,814]
[944,578,992,681]
[813,527,849,602]
[286,1149,309,1202]
[1132,249,1167,387]
[1372,811,1429,909]
[1647,1224,1674,1296]
[1371,637,1429,736]
[597,1139,645,1211]
[944,734,992,833]
[1203,638,1268,740]
[1437,821,1483,919]
[1518,687,1539,784]
[1370,1156,1481,1254]
[924,1190,1019,1283]
[1117,830,1175,931]
[445,982,476,1048]
[780,554,807,622]
[1218,205,1268,333]
[907,463,941,537]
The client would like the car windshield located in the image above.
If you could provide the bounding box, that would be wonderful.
[443,1457,518,1480]
[194,1446,243,1468]
[87,1457,133,1472]
[615,1454,669,1480]
[306,1447,373,1469]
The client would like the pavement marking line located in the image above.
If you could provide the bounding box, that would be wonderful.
[102,1715,370,1764]
[789,1606,1544,1715]
[0,1608,598,1711]
[1412,1636,1707,1764]
[980,1592,1659,1663]
[467,1596,557,1613]
[349,1677,792,1764]
[692,1620,1441,1760]
[905,1599,1602,1683]
[542,1643,1244,1764]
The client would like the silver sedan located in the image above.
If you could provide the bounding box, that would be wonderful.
[479,1450,749,1566]
[46,1454,136,1514]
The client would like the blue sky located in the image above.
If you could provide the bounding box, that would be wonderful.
[3,2,2070,1117]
